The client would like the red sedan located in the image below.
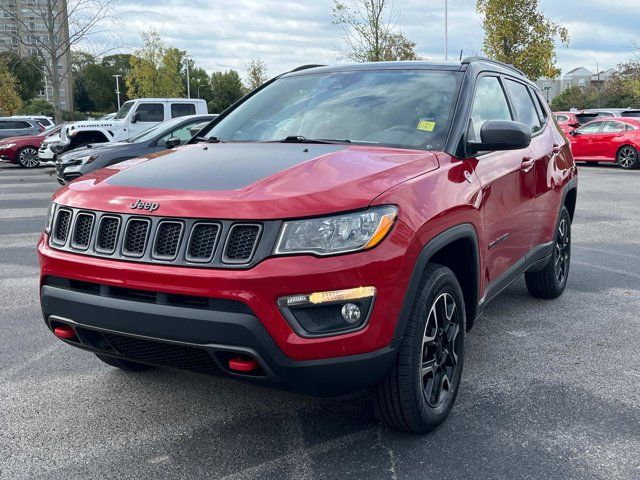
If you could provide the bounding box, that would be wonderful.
[554,111,600,135]
[569,117,640,169]
[0,125,62,168]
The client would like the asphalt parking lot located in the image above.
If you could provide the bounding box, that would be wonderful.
[0,163,639,480]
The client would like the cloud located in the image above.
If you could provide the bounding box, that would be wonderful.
[87,0,640,80]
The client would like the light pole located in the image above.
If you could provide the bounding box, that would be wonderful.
[594,60,601,108]
[197,83,204,99]
[113,74,122,110]
[185,54,191,99]
[444,0,448,60]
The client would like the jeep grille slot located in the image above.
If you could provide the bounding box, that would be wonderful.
[123,219,150,257]
[153,221,183,259]
[187,223,220,262]
[47,208,273,269]
[53,209,72,245]
[71,212,94,250]
[223,224,261,263]
[95,216,120,253]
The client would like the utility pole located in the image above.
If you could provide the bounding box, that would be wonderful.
[444,0,449,60]
[113,75,122,110]
[185,54,191,99]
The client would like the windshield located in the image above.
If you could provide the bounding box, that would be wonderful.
[127,116,200,143]
[113,101,134,120]
[205,69,462,150]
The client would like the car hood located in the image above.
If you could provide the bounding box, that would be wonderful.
[0,134,41,144]
[58,142,132,162]
[52,143,440,219]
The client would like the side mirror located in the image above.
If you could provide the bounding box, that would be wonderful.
[131,112,140,124]
[569,130,579,136]
[164,136,181,149]
[467,120,531,154]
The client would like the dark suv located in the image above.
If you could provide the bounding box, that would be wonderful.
[38,58,577,433]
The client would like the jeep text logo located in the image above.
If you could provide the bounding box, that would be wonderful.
[130,199,159,212]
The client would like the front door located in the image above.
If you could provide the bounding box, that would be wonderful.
[569,121,605,159]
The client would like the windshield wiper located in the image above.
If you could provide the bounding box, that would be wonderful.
[195,136,223,143]
[280,135,351,144]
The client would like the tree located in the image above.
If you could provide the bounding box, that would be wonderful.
[189,66,213,102]
[18,98,55,117]
[332,0,420,62]
[0,0,116,122]
[126,30,185,98]
[0,59,23,115]
[245,59,269,92]
[209,70,245,113]
[477,0,569,79]
[0,52,44,102]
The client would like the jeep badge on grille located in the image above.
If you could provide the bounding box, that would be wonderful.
[130,199,159,212]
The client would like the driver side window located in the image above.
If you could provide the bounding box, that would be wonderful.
[469,76,512,141]
[157,122,197,146]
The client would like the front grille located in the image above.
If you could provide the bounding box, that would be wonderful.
[103,333,224,375]
[123,219,150,257]
[153,221,183,259]
[53,209,72,244]
[48,207,274,269]
[187,223,219,262]
[71,213,94,249]
[223,225,261,263]
[96,216,119,253]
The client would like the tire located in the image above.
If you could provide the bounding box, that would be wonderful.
[525,206,571,299]
[616,146,639,170]
[371,264,465,433]
[94,353,154,371]
[16,146,40,168]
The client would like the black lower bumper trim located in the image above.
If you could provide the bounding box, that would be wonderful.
[41,284,398,396]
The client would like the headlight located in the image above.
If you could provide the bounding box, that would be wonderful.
[45,202,56,234]
[75,155,97,165]
[274,205,398,256]
[0,143,16,150]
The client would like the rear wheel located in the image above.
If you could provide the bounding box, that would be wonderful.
[525,206,571,299]
[16,147,40,168]
[95,353,154,371]
[371,264,465,433]
[617,146,639,169]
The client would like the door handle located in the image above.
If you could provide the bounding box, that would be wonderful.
[521,157,535,173]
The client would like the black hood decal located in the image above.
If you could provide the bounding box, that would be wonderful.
[106,143,347,191]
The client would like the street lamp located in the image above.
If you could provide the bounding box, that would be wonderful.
[197,83,204,99]
[113,74,122,110]
[184,54,191,99]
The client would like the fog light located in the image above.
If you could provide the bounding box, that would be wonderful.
[341,303,361,323]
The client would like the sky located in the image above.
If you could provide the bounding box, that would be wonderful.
[97,0,640,80]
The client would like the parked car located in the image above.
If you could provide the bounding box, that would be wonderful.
[568,117,640,169]
[11,115,56,128]
[39,58,577,433]
[55,98,208,155]
[583,108,640,118]
[554,111,600,134]
[55,114,216,184]
[0,118,43,140]
[0,124,63,168]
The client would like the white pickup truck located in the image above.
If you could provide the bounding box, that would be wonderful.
[39,98,208,160]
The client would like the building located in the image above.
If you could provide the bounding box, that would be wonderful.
[0,0,73,111]
[537,66,617,104]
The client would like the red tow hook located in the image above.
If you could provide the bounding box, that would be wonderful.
[228,356,258,373]
[53,324,76,340]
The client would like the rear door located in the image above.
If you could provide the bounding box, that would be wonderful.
[467,75,535,285]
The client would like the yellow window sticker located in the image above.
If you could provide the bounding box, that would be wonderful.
[417,119,436,132]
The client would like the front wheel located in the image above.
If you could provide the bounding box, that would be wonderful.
[617,146,639,170]
[371,264,465,433]
[16,147,40,168]
[525,206,571,299]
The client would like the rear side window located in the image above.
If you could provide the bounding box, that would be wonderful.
[135,103,164,122]
[171,103,196,118]
[0,121,10,129]
[469,76,512,141]
[602,121,626,133]
[504,79,542,134]
[621,110,640,118]
[556,115,569,123]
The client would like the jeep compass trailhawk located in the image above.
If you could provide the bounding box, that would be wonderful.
[39,59,577,433]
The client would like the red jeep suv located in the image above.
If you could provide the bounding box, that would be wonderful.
[38,58,577,433]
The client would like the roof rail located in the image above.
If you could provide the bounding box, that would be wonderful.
[461,56,526,77]
[289,64,326,73]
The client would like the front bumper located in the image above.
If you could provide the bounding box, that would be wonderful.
[55,163,85,185]
[38,222,418,394]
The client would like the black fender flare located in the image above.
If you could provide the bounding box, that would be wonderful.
[393,223,480,340]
